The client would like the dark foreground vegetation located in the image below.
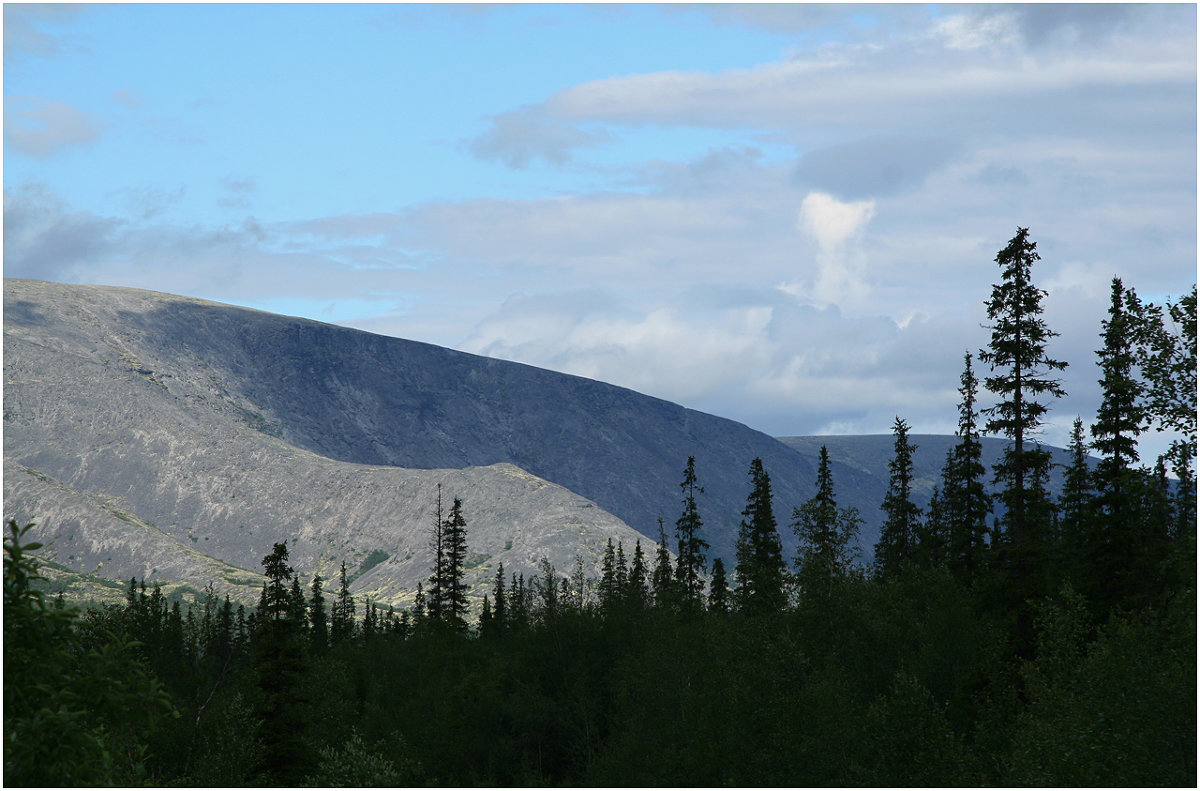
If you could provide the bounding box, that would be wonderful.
[5,229,1196,786]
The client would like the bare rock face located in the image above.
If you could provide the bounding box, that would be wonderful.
[3,279,654,606]
[7,279,861,597]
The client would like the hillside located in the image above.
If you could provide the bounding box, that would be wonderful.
[4,279,870,604]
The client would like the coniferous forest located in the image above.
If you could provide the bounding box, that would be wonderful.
[5,229,1196,786]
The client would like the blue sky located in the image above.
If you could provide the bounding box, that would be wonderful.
[5,3,1197,460]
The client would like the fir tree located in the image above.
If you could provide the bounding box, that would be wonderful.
[734,457,786,614]
[673,456,709,606]
[599,539,619,613]
[793,446,861,603]
[875,417,922,578]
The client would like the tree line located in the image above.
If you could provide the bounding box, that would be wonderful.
[4,228,1195,785]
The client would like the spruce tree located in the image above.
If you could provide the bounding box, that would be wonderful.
[979,227,1066,601]
[439,497,470,630]
[734,457,786,614]
[707,557,730,614]
[627,540,649,612]
[309,572,328,651]
[426,484,446,622]
[673,456,709,606]
[940,352,992,580]
[651,518,676,608]
[875,417,922,578]
[331,561,355,644]
[490,562,507,635]
[599,539,618,613]
[793,446,861,603]
[1090,278,1156,609]
[1057,417,1094,584]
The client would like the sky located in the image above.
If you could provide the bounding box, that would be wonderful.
[4,3,1197,461]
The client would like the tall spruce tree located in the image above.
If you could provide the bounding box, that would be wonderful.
[940,352,992,580]
[979,227,1066,601]
[793,446,861,603]
[1057,417,1094,584]
[426,484,446,622]
[331,561,355,644]
[734,457,786,614]
[875,417,922,578]
[309,572,328,651]
[673,456,709,606]
[1090,278,1153,609]
[651,518,676,608]
[707,557,730,614]
[627,540,649,611]
[439,497,470,630]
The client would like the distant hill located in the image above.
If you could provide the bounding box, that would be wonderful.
[4,280,1095,605]
[778,434,1098,556]
[4,279,865,604]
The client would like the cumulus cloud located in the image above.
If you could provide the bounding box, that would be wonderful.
[5,96,103,158]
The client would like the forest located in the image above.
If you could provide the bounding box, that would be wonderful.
[4,229,1196,787]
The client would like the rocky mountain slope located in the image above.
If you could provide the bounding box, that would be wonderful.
[4,280,653,606]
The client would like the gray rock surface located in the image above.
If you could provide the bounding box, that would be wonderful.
[6,279,867,577]
[4,279,654,606]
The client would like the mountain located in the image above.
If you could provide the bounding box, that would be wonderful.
[777,433,1098,537]
[4,279,864,605]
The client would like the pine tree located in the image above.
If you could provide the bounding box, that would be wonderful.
[793,446,861,603]
[979,227,1066,602]
[875,417,922,578]
[261,542,295,622]
[707,557,730,614]
[673,456,709,606]
[940,352,992,580]
[734,457,786,614]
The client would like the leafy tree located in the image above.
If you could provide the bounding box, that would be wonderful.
[735,457,786,614]
[673,456,709,605]
[793,446,862,603]
[875,417,922,578]
[979,227,1066,604]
